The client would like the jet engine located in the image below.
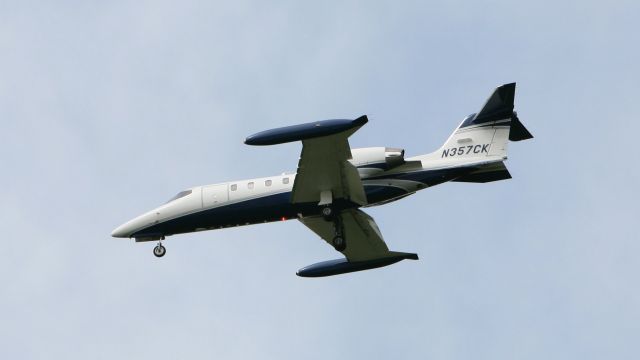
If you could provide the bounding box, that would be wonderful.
[350,147,406,171]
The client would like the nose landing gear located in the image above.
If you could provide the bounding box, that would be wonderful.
[153,241,166,258]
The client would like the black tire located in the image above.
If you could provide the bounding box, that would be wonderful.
[153,244,166,258]
[321,206,333,221]
[332,236,346,251]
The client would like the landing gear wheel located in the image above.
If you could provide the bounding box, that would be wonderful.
[153,243,166,258]
[332,235,346,251]
[321,206,333,221]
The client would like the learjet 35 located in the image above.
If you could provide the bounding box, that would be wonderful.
[112,83,532,277]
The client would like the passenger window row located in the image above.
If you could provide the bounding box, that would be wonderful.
[229,177,289,191]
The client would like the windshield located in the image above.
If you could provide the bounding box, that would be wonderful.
[165,189,192,204]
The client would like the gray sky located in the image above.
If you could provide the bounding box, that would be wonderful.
[1,1,639,359]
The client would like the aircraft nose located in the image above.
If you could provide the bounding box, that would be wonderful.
[112,210,161,238]
[111,222,134,238]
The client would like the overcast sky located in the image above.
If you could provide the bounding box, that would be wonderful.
[1,1,639,359]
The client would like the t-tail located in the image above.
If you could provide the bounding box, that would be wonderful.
[415,82,533,183]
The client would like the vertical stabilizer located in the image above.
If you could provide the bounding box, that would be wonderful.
[432,83,532,162]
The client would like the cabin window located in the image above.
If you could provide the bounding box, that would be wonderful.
[230,184,237,191]
[247,182,254,190]
[265,180,272,187]
[282,177,290,184]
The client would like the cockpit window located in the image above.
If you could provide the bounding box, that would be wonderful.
[166,189,192,203]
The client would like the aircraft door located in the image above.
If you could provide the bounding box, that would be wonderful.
[202,184,229,208]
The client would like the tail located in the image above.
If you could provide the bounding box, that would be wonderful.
[440,82,532,158]
[417,83,533,182]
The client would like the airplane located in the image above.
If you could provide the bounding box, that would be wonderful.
[112,83,532,277]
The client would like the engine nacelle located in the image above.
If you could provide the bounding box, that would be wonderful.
[350,147,406,171]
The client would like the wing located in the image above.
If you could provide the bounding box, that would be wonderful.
[291,131,367,206]
[299,208,412,261]
[244,116,418,276]
[245,115,369,206]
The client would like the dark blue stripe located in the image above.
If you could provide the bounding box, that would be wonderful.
[363,185,409,204]
[357,162,388,170]
[366,166,473,187]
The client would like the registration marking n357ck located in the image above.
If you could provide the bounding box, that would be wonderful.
[441,144,490,158]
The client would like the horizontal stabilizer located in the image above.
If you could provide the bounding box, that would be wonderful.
[453,169,511,183]
[452,161,512,183]
[509,112,533,141]
[245,115,368,146]
[296,252,418,278]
